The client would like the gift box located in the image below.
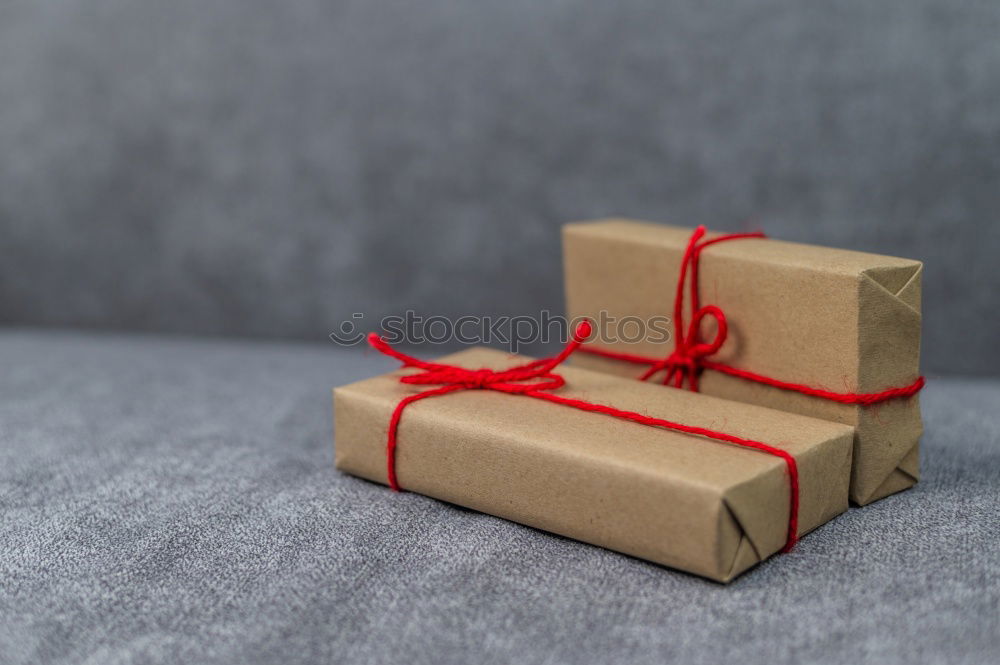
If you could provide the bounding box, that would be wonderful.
[563,219,923,505]
[334,329,852,582]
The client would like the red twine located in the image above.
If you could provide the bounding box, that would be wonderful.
[367,321,801,552]
[580,226,925,405]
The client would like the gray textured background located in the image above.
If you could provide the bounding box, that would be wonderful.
[1,331,997,665]
[2,4,999,663]
[1,1,999,374]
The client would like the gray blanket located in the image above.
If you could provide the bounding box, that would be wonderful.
[1,330,997,664]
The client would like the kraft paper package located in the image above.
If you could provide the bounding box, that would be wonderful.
[563,219,923,505]
[335,347,853,583]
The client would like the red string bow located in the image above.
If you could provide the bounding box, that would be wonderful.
[642,226,764,390]
[367,320,802,552]
[366,322,590,492]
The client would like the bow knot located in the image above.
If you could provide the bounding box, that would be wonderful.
[661,351,695,371]
[642,302,728,391]
[633,226,765,391]
[369,327,593,396]
[367,322,592,491]
[467,368,495,388]
[396,365,505,389]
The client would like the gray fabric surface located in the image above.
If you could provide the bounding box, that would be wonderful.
[2,1,1000,374]
[0,330,997,665]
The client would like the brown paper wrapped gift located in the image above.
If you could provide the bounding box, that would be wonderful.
[334,346,853,582]
[563,219,923,505]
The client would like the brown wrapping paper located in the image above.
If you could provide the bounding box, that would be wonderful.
[563,219,922,505]
[334,347,853,582]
